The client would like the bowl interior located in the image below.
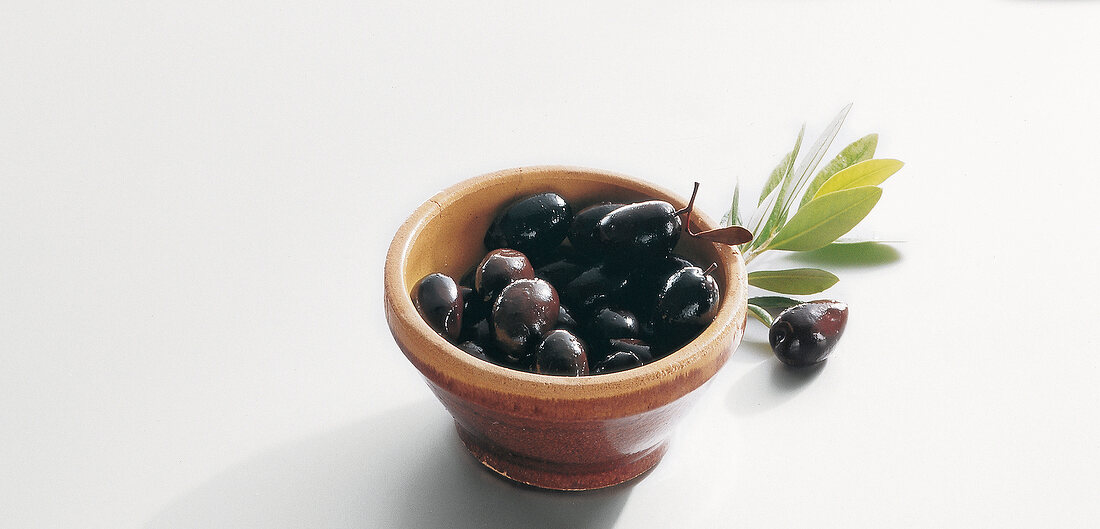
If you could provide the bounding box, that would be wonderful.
[401,168,730,296]
[386,166,746,418]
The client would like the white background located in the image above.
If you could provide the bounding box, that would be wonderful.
[3,1,1099,528]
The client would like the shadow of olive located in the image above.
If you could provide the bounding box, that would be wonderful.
[145,400,632,529]
[725,358,826,415]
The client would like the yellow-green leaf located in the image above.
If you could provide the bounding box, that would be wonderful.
[748,268,839,295]
[800,133,878,207]
[767,186,883,252]
[747,304,773,326]
[812,159,904,200]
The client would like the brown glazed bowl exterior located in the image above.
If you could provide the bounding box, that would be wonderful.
[384,166,747,490]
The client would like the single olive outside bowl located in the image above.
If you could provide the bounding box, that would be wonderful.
[384,166,747,490]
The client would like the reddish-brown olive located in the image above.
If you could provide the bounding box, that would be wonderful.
[770,300,848,367]
[491,278,561,358]
[475,248,534,302]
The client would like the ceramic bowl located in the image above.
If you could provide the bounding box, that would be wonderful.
[384,166,747,490]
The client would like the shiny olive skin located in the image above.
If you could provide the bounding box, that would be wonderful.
[621,254,694,317]
[413,273,463,340]
[592,350,644,374]
[557,304,577,330]
[652,265,720,349]
[597,201,681,262]
[534,258,589,290]
[586,307,639,358]
[561,263,629,316]
[484,193,572,260]
[475,248,535,302]
[770,300,848,367]
[568,202,623,257]
[606,338,654,363]
[491,278,561,358]
[456,341,491,362]
[535,329,589,376]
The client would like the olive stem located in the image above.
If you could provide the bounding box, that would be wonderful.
[676,182,701,230]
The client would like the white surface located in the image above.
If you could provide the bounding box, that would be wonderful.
[2,1,1099,527]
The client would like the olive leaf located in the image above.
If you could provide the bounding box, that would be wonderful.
[721,180,742,227]
[747,268,839,295]
[753,104,852,252]
[764,186,883,252]
[812,159,904,200]
[747,304,773,326]
[744,174,784,251]
[749,125,804,251]
[748,296,802,312]
[800,133,878,207]
[759,150,794,205]
[692,225,753,245]
[777,103,853,219]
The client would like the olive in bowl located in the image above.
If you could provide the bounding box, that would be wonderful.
[384,166,747,490]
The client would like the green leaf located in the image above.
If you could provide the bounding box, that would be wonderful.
[721,180,742,227]
[759,151,793,205]
[812,158,904,199]
[777,103,852,221]
[747,304,773,326]
[800,133,878,207]
[748,268,839,295]
[748,296,802,312]
[766,186,883,252]
[751,125,804,250]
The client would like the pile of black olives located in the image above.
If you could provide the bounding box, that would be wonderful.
[412,189,737,376]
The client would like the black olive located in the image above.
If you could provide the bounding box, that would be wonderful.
[652,264,720,350]
[535,329,589,376]
[534,257,589,291]
[597,201,682,263]
[621,254,694,317]
[592,350,644,374]
[456,341,491,362]
[484,193,572,260]
[557,304,578,330]
[770,300,848,367]
[412,273,463,340]
[475,248,534,302]
[560,263,630,317]
[586,307,639,360]
[491,278,560,358]
[606,338,654,363]
[568,202,623,257]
